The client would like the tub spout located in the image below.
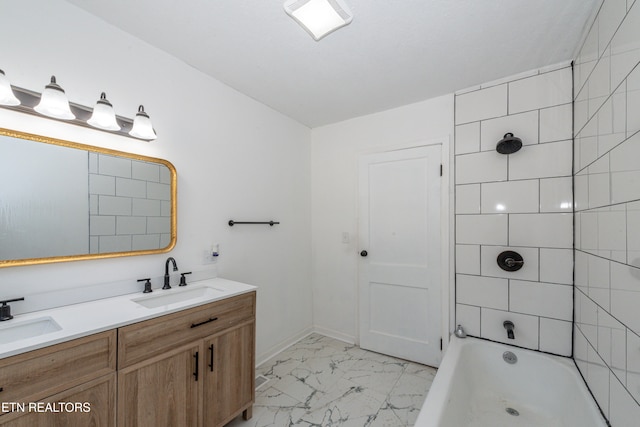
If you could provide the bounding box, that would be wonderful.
[504,321,515,339]
[454,324,467,338]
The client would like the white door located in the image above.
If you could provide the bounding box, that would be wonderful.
[358,145,442,366]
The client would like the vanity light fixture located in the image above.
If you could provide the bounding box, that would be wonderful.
[283,0,353,41]
[129,105,157,140]
[0,70,20,106]
[0,68,157,141]
[87,92,121,131]
[34,76,76,120]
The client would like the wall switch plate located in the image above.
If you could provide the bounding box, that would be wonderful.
[341,232,350,244]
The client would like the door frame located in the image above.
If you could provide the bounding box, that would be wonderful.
[356,136,454,355]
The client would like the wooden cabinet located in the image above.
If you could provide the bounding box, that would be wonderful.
[0,291,255,427]
[203,322,255,427]
[117,292,256,427]
[0,330,116,426]
[118,344,200,427]
[0,373,116,427]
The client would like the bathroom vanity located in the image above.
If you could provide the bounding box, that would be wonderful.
[0,278,256,427]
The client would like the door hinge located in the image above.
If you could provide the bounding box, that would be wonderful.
[440,338,443,351]
[440,164,443,176]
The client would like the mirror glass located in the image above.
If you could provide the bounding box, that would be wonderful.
[0,128,176,267]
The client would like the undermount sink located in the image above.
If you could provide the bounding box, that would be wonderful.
[132,286,226,309]
[0,316,62,344]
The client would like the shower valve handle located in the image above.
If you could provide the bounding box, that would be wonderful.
[504,258,523,267]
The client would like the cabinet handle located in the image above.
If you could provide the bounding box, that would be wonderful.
[209,344,214,371]
[194,351,199,381]
[190,317,218,328]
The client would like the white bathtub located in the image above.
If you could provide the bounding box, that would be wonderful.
[415,336,607,427]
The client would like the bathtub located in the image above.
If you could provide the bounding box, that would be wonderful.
[415,336,607,427]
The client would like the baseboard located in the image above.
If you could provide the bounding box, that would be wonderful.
[255,326,357,368]
[312,326,356,345]
[255,326,314,367]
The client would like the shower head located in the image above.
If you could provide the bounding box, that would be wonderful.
[496,133,523,154]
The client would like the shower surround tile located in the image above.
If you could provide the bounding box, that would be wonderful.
[539,248,573,285]
[456,214,507,245]
[508,68,573,113]
[539,177,573,213]
[455,84,507,124]
[455,122,480,155]
[539,318,572,355]
[507,139,572,180]
[455,151,507,184]
[539,104,573,143]
[456,274,508,310]
[454,65,573,357]
[480,180,539,214]
[455,184,480,214]
[574,0,640,421]
[509,213,573,248]
[228,333,436,427]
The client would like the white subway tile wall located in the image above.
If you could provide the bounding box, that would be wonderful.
[539,318,573,355]
[455,184,480,214]
[456,214,507,245]
[455,244,480,275]
[574,0,640,421]
[454,65,573,356]
[480,307,540,349]
[88,153,172,253]
[454,84,507,124]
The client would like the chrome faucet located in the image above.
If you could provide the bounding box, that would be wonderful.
[164,257,178,290]
[454,324,467,338]
[503,320,515,339]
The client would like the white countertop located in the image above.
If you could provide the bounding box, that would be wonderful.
[0,277,257,359]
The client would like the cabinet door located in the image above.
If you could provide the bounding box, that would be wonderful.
[0,373,115,427]
[118,343,201,427]
[203,322,255,427]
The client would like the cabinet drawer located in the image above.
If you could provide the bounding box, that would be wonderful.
[118,292,255,368]
[0,330,116,404]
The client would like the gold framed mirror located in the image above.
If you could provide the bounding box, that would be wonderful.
[0,128,176,268]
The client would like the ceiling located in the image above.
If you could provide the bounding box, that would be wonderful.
[65,0,599,128]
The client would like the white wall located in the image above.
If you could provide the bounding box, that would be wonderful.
[0,0,312,363]
[573,0,640,423]
[310,95,454,343]
[453,64,575,356]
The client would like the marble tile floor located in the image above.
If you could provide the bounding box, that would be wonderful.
[226,333,437,427]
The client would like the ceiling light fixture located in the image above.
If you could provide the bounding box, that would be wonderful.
[0,70,20,106]
[34,76,76,120]
[0,68,157,141]
[88,92,121,131]
[284,0,353,41]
